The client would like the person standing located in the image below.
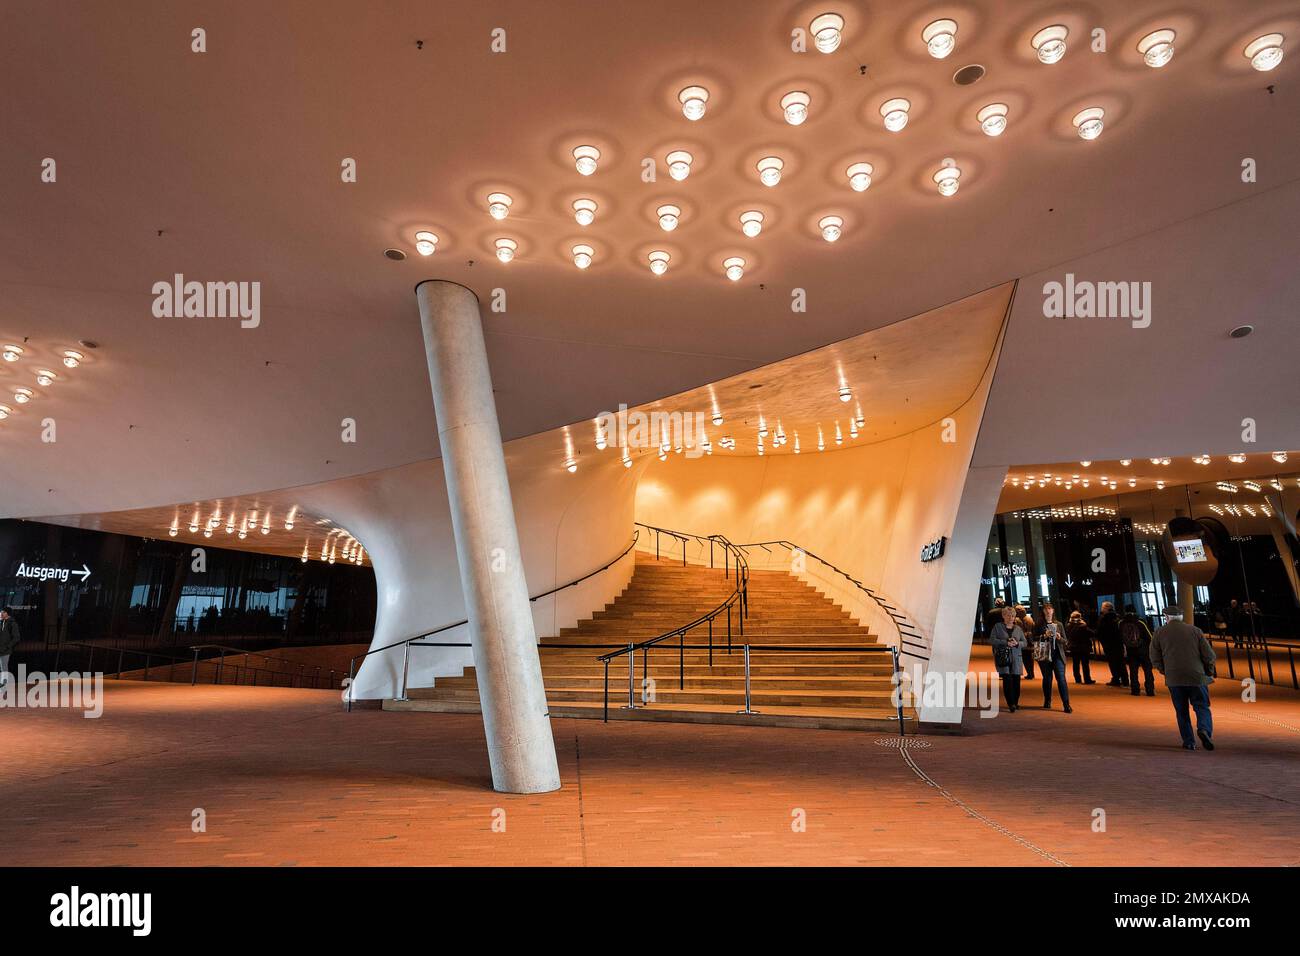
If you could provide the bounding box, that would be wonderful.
[1120,605,1156,696]
[1034,602,1073,712]
[0,607,19,686]
[1096,601,1128,687]
[1016,605,1036,680]
[990,605,1025,713]
[1150,607,1217,751]
[1066,610,1097,684]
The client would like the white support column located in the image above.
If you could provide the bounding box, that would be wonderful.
[415,280,561,794]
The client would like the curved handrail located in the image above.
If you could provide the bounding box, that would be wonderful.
[737,539,929,663]
[345,530,641,706]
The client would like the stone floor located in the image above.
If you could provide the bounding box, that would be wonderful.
[1,649,1296,866]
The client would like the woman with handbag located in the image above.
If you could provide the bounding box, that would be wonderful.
[990,605,1025,712]
[1034,602,1073,713]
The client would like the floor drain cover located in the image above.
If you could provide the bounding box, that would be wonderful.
[874,737,932,749]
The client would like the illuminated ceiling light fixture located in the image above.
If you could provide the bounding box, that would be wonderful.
[225,517,235,534]
[486,192,513,220]
[62,349,84,368]
[13,387,33,404]
[1243,480,1262,492]
[494,238,518,263]
[414,231,438,256]
[1217,481,1238,493]
[1245,33,1285,72]
[977,103,1009,137]
[621,449,632,468]
[817,427,825,451]
[1272,450,1289,463]
[818,215,843,242]
[922,19,958,59]
[711,409,724,427]
[794,434,801,454]
[811,12,845,54]
[573,145,601,176]
[679,85,709,120]
[666,150,694,181]
[1031,24,1069,64]
[35,369,57,386]
[573,198,597,226]
[756,156,784,187]
[564,456,577,474]
[656,203,681,231]
[285,510,296,531]
[2,345,23,362]
[740,210,765,237]
[723,256,745,281]
[933,158,962,196]
[648,250,670,275]
[168,522,179,538]
[1156,480,1166,490]
[1137,29,1176,68]
[849,419,859,439]
[780,90,811,126]
[838,384,852,403]
[1119,458,1133,466]
[1192,454,1211,465]
[846,162,873,192]
[834,423,844,445]
[1228,453,1248,464]
[880,98,911,132]
[572,244,594,269]
[1072,107,1105,141]
[301,542,310,563]
[0,404,10,420]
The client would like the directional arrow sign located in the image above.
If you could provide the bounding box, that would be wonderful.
[12,562,92,584]
[73,564,91,582]
[1064,574,1075,588]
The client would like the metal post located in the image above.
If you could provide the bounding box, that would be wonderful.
[679,631,685,690]
[708,617,713,666]
[347,659,356,712]
[727,605,732,653]
[217,650,226,685]
[191,648,199,686]
[143,653,150,682]
[397,641,412,702]
[1264,643,1275,685]
[1224,642,1235,680]
[603,659,610,722]
[117,647,125,677]
[736,644,758,714]
[892,647,905,738]
[623,643,636,709]
[710,539,714,569]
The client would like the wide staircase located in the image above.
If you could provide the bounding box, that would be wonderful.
[387,550,914,732]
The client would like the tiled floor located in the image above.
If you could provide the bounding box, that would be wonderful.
[1,652,1296,866]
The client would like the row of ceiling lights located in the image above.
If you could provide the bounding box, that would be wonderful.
[167,506,367,565]
[0,344,87,420]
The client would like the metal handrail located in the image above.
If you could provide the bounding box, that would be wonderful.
[737,538,929,663]
[62,640,315,689]
[346,531,641,710]
[187,644,339,690]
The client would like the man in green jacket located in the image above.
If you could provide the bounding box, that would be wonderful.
[1150,607,1217,751]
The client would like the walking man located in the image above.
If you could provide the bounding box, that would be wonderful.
[1150,607,1217,751]
[0,606,20,686]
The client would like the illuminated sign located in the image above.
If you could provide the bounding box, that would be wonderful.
[12,562,92,584]
[1172,538,1208,564]
[920,537,947,562]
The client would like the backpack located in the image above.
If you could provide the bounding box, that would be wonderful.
[1120,619,1146,650]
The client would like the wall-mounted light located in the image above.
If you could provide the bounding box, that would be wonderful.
[494,238,517,263]
[1031,24,1069,64]
[818,215,843,242]
[573,198,597,226]
[723,257,745,281]
[679,85,709,120]
[573,145,601,176]
[2,345,23,362]
[880,98,911,132]
[1072,107,1105,140]
[780,90,811,126]
[740,210,765,237]
[1137,29,1176,68]
[414,231,438,256]
[810,12,844,53]
[35,369,57,386]
[846,162,873,191]
[656,204,681,231]
[572,244,594,269]
[977,103,1009,137]
[756,156,784,186]
[648,250,670,275]
[922,19,957,59]
[13,387,33,404]
[666,150,694,181]
[933,158,962,196]
[1245,33,1285,72]
[62,349,84,368]
[486,192,513,220]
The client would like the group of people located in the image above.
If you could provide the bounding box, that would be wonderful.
[986,597,1218,750]
[1211,598,1265,648]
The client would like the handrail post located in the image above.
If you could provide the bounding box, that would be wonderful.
[117,647,124,678]
[892,646,905,738]
[624,643,636,709]
[603,658,610,722]
[143,653,150,683]
[736,644,757,714]
[1290,647,1298,691]
[708,617,713,666]
[217,650,225,685]
[727,604,732,653]
[397,641,412,702]
[191,648,199,686]
[1264,642,1275,685]
[679,630,685,690]
[346,659,356,712]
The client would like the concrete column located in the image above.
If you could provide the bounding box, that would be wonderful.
[415,280,561,794]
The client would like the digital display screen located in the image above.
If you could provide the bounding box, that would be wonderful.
[1172,538,1207,564]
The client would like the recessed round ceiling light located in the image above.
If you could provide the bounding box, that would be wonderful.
[656,204,681,231]
[573,145,601,176]
[1,344,22,362]
[739,210,765,237]
[35,369,57,386]
[879,98,911,132]
[1229,453,1247,464]
[811,12,844,53]
[933,158,962,196]
[1229,324,1253,338]
[922,19,957,59]
[846,162,873,191]
[1031,24,1069,64]
[486,192,513,219]
[756,156,784,186]
[666,150,694,181]
[648,250,670,275]
[13,387,33,404]
[1072,106,1105,140]
[573,198,597,226]
[818,215,843,242]
[952,63,986,85]
[1245,33,1285,71]
[62,349,84,368]
[780,90,811,126]
[572,244,594,269]
[977,103,1009,136]
[384,248,406,260]
[1137,29,1176,68]
[723,256,745,281]
[414,231,438,256]
[494,237,517,263]
[0,404,10,419]
[678,85,709,120]
[838,385,852,403]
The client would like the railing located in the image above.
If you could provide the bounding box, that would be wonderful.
[61,642,192,683]
[1207,634,1300,691]
[736,539,929,663]
[61,641,340,689]
[346,531,641,710]
[597,527,749,711]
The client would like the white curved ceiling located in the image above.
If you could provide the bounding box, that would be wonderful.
[3,0,1298,517]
